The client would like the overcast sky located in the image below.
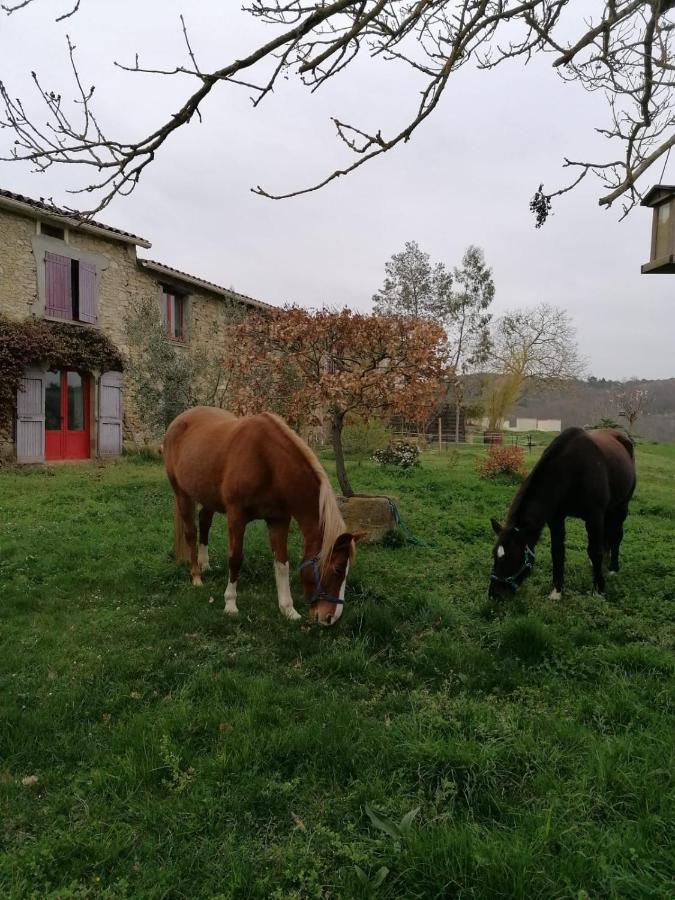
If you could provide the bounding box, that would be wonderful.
[1,1,673,379]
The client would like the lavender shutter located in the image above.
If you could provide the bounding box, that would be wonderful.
[98,371,123,456]
[79,261,97,323]
[16,370,45,463]
[45,251,72,319]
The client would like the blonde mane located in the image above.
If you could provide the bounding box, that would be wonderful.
[262,414,346,572]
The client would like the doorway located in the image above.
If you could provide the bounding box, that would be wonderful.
[45,370,90,460]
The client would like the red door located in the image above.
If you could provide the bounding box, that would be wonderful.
[45,370,90,460]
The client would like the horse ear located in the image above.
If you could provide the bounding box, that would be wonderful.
[490,517,502,536]
[351,531,367,544]
[334,532,354,549]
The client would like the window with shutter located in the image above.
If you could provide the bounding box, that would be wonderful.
[45,252,72,319]
[79,262,97,324]
[161,289,186,341]
[43,252,98,324]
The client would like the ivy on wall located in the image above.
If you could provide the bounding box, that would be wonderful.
[0,315,124,428]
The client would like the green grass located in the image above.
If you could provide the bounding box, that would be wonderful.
[1,443,674,899]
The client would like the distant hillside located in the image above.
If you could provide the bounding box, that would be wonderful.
[464,377,675,442]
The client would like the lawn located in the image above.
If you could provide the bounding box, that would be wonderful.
[0,442,674,899]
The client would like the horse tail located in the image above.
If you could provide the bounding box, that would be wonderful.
[172,494,195,562]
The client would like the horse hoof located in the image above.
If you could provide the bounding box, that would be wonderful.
[608,570,618,577]
[192,576,203,587]
[224,606,239,617]
[548,589,562,600]
[283,609,302,622]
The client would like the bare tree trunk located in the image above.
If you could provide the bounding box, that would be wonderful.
[331,415,354,498]
[454,378,464,444]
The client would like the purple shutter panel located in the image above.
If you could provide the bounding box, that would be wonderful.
[99,371,123,457]
[45,252,72,319]
[79,261,97,324]
[16,370,45,463]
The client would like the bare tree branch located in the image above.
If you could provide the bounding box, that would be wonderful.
[1,0,674,222]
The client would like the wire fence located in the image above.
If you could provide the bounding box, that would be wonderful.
[390,429,554,453]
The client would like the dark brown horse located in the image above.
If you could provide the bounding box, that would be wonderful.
[163,407,362,626]
[488,428,636,599]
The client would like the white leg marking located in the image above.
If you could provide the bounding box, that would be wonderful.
[198,543,210,571]
[192,574,203,587]
[548,589,562,601]
[224,580,239,616]
[274,560,301,621]
[608,570,618,577]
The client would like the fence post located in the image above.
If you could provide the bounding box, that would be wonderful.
[438,417,442,454]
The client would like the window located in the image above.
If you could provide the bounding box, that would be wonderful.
[161,289,186,341]
[44,252,96,324]
[41,222,65,240]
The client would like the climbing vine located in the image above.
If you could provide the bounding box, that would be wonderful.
[0,315,123,428]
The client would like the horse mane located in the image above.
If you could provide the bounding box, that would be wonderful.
[261,413,346,573]
[507,427,585,523]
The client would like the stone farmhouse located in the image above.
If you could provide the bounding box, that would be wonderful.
[0,188,269,463]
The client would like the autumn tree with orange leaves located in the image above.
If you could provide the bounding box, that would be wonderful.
[223,307,450,497]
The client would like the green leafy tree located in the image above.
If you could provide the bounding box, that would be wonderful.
[124,296,237,440]
[372,241,452,320]
[447,245,495,441]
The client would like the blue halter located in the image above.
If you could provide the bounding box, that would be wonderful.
[299,556,344,606]
[490,528,536,592]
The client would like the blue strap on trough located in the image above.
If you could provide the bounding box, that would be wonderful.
[298,557,344,606]
[384,496,432,547]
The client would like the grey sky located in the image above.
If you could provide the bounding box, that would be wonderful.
[1,0,673,379]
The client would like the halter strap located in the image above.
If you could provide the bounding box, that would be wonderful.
[490,544,536,592]
[299,556,344,606]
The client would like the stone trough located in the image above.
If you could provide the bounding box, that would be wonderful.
[336,494,399,543]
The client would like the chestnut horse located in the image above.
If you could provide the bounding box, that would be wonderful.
[162,407,361,626]
[488,427,636,599]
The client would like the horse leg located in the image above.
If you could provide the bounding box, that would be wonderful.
[585,513,605,594]
[198,506,215,572]
[606,505,628,575]
[224,512,245,616]
[548,517,565,600]
[267,517,301,622]
[176,492,201,586]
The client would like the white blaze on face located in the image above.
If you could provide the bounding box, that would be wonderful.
[497,546,505,559]
[329,561,348,624]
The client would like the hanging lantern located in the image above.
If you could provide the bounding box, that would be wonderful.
[641,184,675,274]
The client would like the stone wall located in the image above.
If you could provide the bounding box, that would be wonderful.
[0,207,39,321]
[0,205,250,458]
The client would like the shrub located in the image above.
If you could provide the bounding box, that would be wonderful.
[0,315,123,428]
[475,444,526,479]
[341,415,391,462]
[373,441,420,469]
